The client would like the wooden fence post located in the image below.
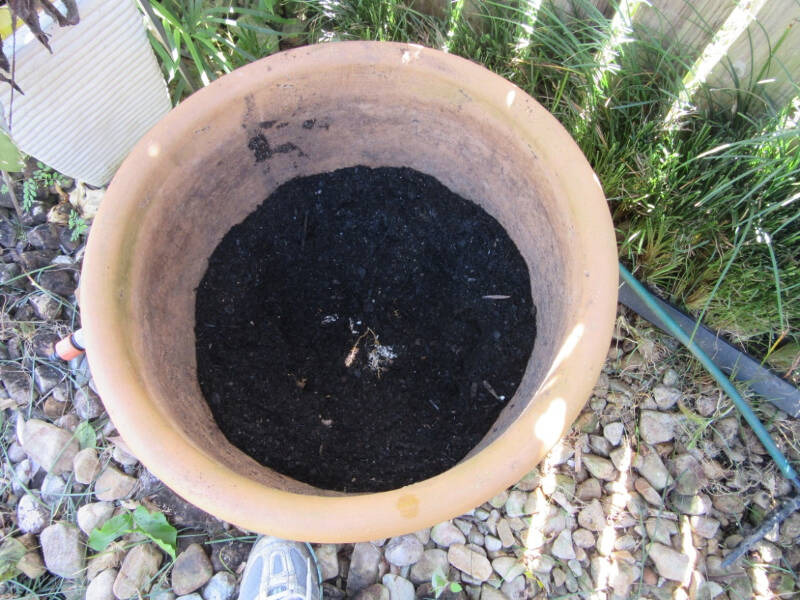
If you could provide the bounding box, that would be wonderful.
[549,0,615,18]
[633,0,739,66]
[705,0,800,112]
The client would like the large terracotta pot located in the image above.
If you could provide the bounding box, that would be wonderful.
[81,41,617,542]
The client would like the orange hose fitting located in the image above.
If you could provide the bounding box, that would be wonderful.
[50,329,85,361]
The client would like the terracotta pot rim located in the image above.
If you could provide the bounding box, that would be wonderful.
[81,41,617,542]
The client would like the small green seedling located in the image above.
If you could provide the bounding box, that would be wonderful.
[431,567,463,598]
[68,209,88,241]
[21,162,68,211]
[21,178,36,210]
[73,420,96,449]
[89,506,178,559]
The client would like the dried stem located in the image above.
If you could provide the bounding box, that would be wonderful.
[2,170,23,220]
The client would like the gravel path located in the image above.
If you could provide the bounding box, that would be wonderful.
[1,184,799,600]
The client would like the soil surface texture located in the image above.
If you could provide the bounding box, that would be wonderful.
[195,166,536,492]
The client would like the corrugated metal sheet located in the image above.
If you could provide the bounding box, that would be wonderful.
[0,0,170,186]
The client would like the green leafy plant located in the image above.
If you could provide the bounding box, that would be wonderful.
[88,506,178,559]
[142,0,294,103]
[68,209,88,241]
[431,567,462,598]
[20,161,67,211]
[21,178,36,211]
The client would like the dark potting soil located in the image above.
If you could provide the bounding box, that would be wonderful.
[195,166,537,492]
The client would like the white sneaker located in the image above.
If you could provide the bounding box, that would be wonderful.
[237,536,322,600]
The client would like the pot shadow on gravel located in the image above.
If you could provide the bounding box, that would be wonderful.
[195,166,537,492]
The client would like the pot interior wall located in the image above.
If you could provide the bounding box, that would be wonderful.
[125,60,576,494]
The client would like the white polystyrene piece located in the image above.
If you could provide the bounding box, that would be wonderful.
[0,0,170,186]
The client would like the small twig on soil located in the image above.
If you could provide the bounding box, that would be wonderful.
[482,380,502,401]
[483,294,511,300]
[1,170,23,220]
[344,327,374,368]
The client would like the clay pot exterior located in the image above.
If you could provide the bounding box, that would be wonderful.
[81,42,617,542]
